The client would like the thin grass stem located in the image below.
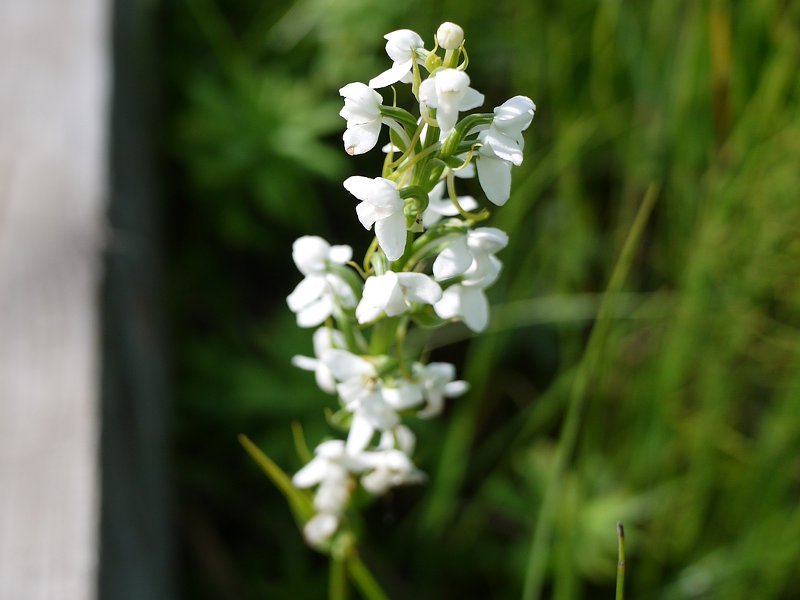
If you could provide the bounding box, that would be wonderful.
[520,184,658,600]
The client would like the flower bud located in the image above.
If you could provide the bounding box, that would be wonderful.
[436,22,464,50]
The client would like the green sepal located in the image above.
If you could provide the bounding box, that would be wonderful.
[380,106,418,131]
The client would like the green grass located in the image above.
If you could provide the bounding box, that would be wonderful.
[163,0,800,597]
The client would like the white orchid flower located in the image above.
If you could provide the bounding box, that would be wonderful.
[287,236,356,327]
[319,349,400,452]
[291,327,346,394]
[421,180,478,228]
[436,22,464,51]
[418,69,484,140]
[432,227,508,284]
[413,362,469,418]
[355,271,442,324]
[381,378,424,410]
[476,95,536,205]
[359,448,425,495]
[434,283,493,332]
[369,29,426,89]
[378,424,416,455]
[293,439,371,545]
[339,82,384,155]
[343,176,407,261]
[292,235,353,275]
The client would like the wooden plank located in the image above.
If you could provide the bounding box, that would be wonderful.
[0,2,109,599]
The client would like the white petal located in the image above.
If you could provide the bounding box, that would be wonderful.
[312,327,345,356]
[458,87,485,111]
[476,153,512,206]
[435,103,458,138]
[363,272,406,316]
[483,129,524,165]
[397,272,442,305]
[444,380,470,397]
[315,478,350,513]
[433,237,472,280]
[360,393,400,430]
[460,286,490,332]
[293,458,327,488]
[287,275,326,312]
[361,469,392,495]
[433,285,462,320]
[494,95,536,131]
[384,29,424,63]
[417,392,444,419]
[368,59,413,89]
[375,212,407,261]
[382,381,423,409]
[315,365,338,394]
[297,295,334,328]
[343,121,382,155]
[463,254,502,288]
[328,245,353,264]
[394,425,416,455]
[326,274,357,308]
[339,82,382,108]
[347,414,375,454]
[304,514,339,546]
[343,175,375,201]
[293,236,330,275]
[418,78,438,108]
[355,202,379,229]
[323,349,375,381]
[291,355,318,372]
[469,227,509,253]
[356,297,384,324]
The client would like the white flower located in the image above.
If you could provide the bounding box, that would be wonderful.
[293,439,370,545]
[303,514,339,547]
[291,327,346,394]
[292,235,353,275]
[287,236,356,327]
[356,271,442,324]
[378,424,416,455]
[343,176,407,261]
[321,349,400,453]
[359,449,425,495]
[413,362,469,418]
[369,29,426,89]
[418,69,484,140]
[476,95,536,205]
[339,82,384,155]
[436,22,464,51]
[381,378,424,410]
[432,227,508,284]
[421,180,478,228]
[434,283,493,332]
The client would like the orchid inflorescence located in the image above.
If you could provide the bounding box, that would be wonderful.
[287,21,535,549]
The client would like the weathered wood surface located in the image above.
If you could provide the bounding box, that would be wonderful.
[0,2,108,599]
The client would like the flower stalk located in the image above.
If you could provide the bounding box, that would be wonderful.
[249,21,536,594]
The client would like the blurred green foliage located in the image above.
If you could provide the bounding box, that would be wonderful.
[161,0,800,598]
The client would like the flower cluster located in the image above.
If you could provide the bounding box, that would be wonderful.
[287,22,535,548]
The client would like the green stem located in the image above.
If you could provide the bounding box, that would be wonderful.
[616,522,626,600]
[370,317,398,355]
[347,556,389,600]
[520,184,658,600]
[330,555,347,600]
